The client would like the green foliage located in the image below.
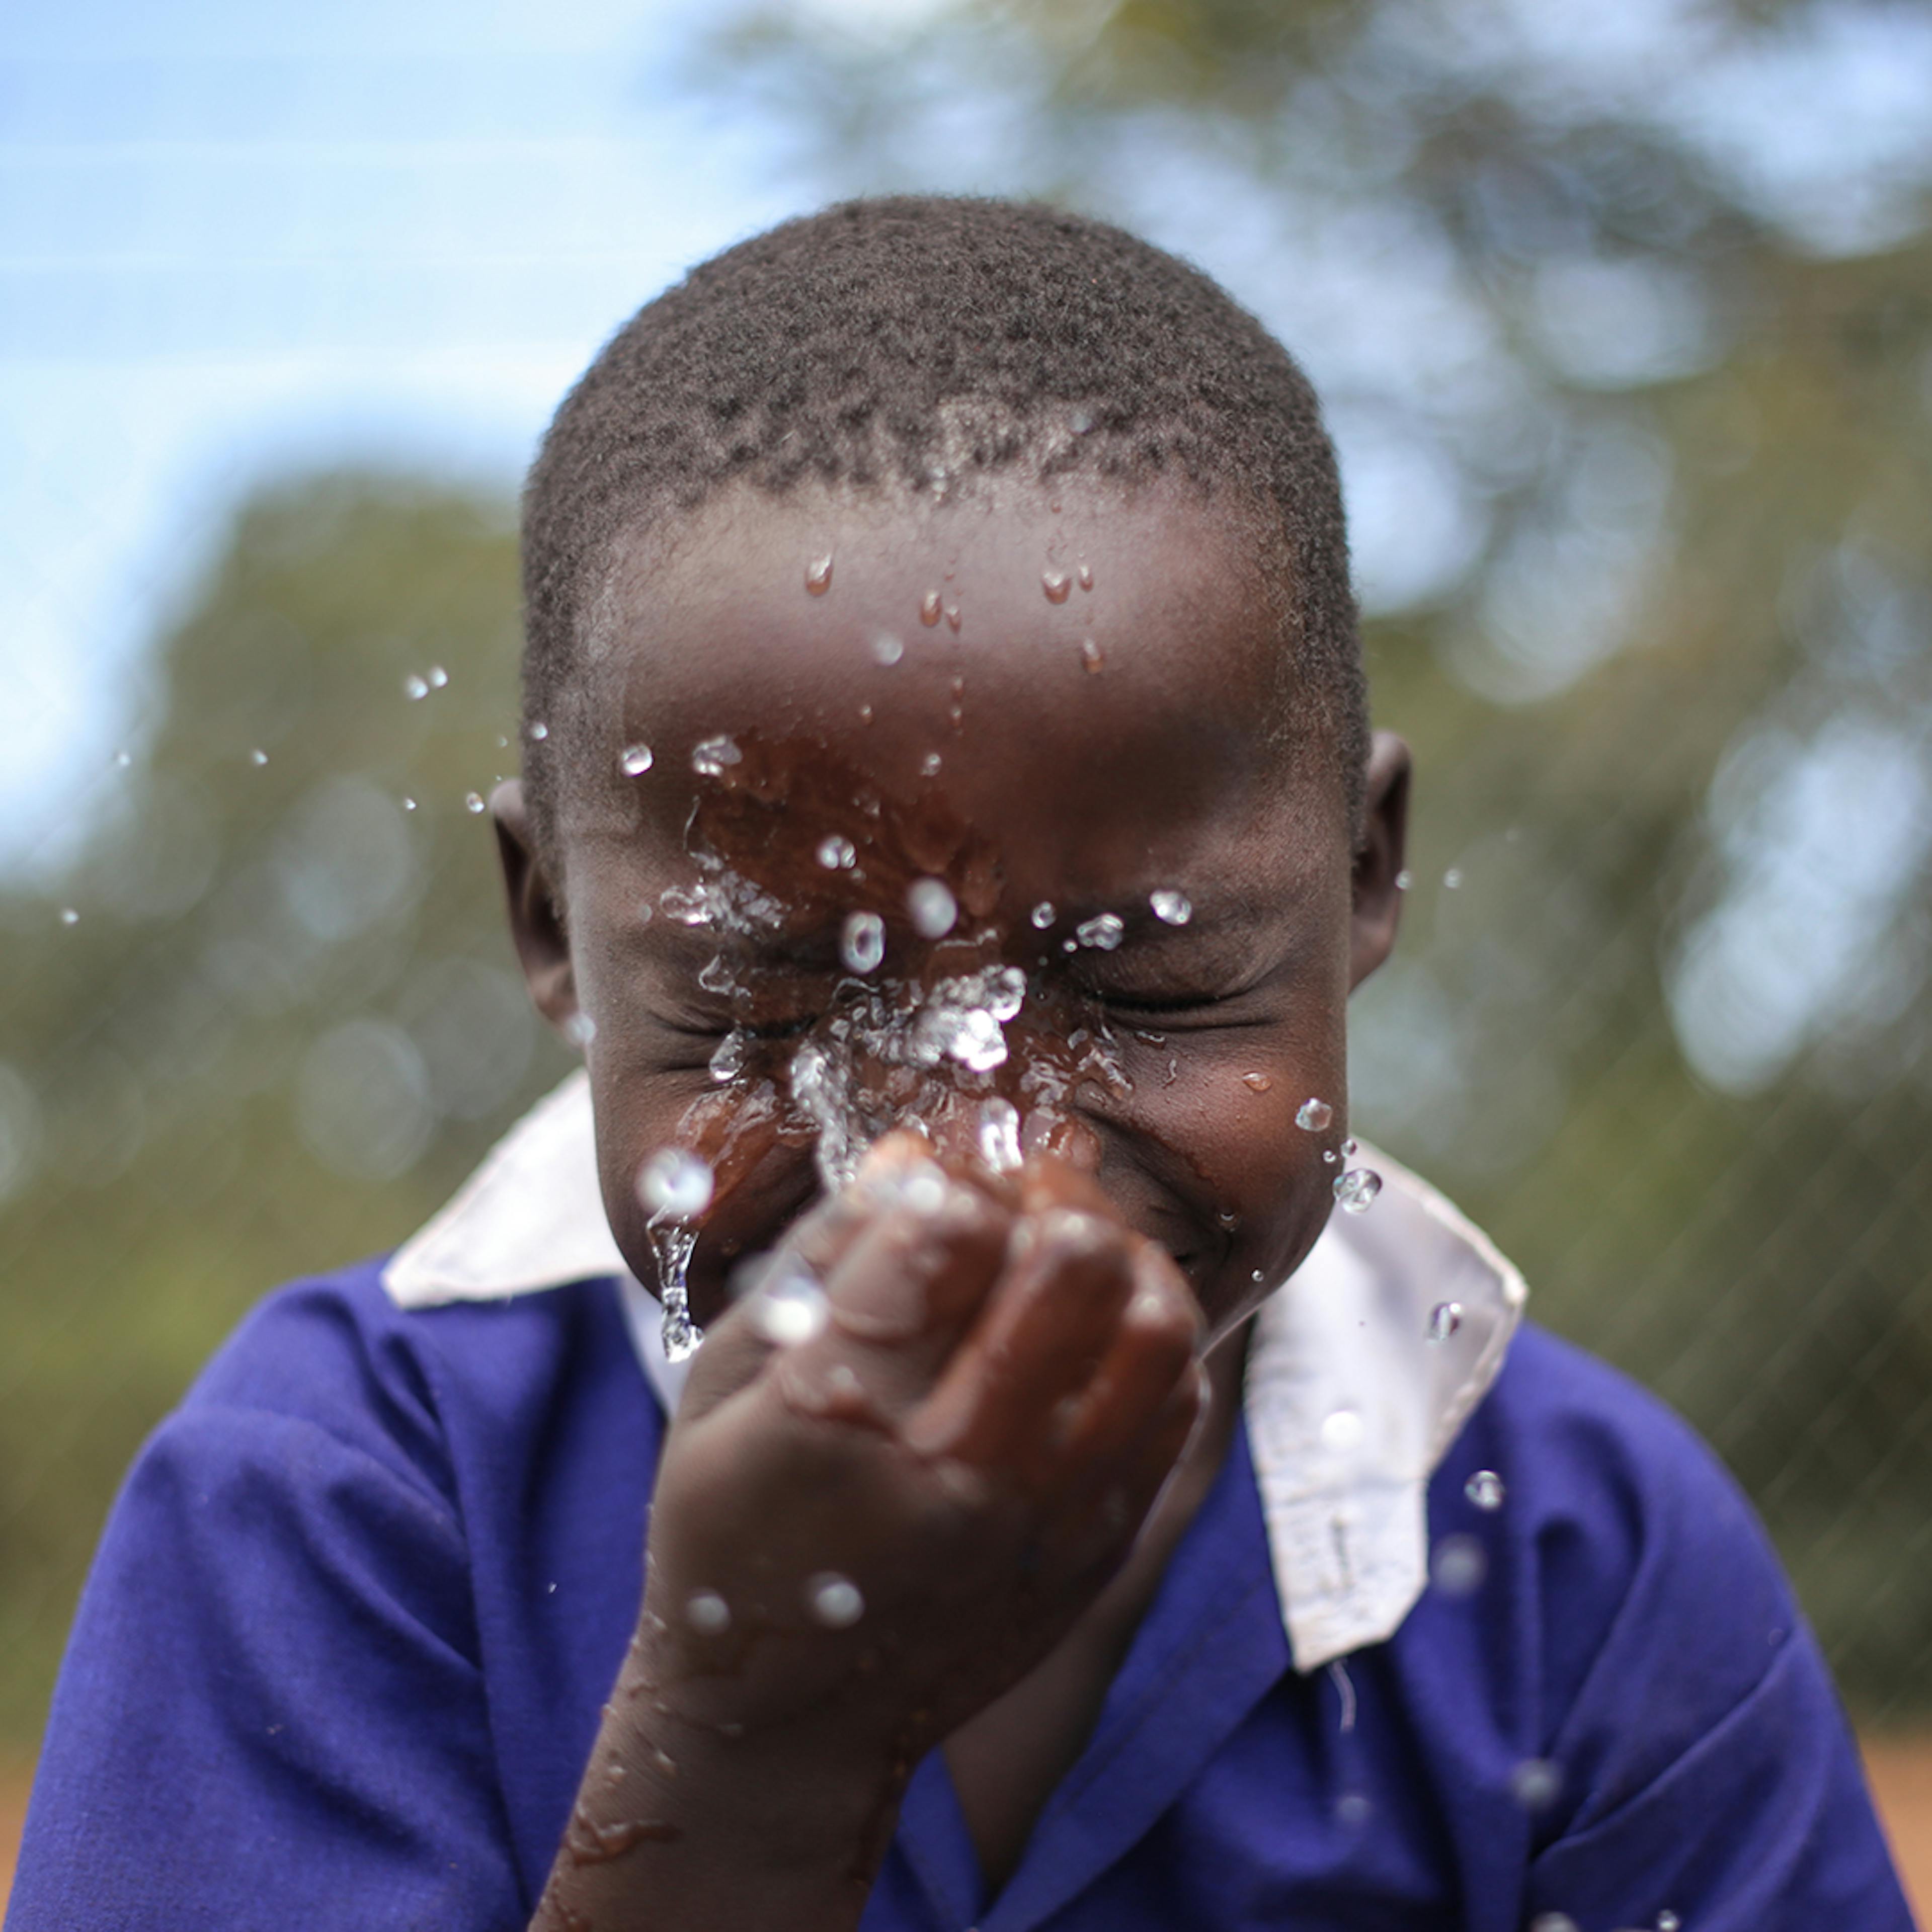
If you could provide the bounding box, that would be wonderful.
[0,473,573,1745]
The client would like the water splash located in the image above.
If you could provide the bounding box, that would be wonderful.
[979,1097,1022,1172]
[650,1219,701,1361]
[1333,1168,1382,1214]
[1076,912,1123,950]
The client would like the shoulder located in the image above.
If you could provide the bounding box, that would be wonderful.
[171,1260,637,1513]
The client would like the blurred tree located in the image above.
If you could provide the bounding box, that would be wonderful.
[0,473,567,1744]
[691,0,1932,1711]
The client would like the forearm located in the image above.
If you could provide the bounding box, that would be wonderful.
[529,1672,905,1932]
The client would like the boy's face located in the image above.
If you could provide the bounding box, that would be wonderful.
[497,478,1408,1348]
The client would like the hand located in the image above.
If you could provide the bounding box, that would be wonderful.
[533,1135,1203,1930]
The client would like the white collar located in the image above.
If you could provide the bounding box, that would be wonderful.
[384,1070,1524,1671]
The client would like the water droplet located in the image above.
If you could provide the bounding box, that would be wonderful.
[709,1031,750,1083]
[1395,869,1413,890]
[1323,1148,1337,1163]
[638,1149,714,1220]
[816,835,857,870]
[58,907,79,926]
[907,878,957,939]
[1431,1533,1486,1596]
[1335,1792,1372,1827]
[1295,1097,1333,1133]
[920,590,942,626]
[1320,1409,1364,1454]
[1342,1137,1358,1158]
[1530,1917,1580,1932]
[1427,1301,1463,1343]
[1334,1167,1382,1214]
[1465,1469,1505,1511]
[652,1220,702,1361]
[978,1097,1022,1173]
[563,1012,597,1050]
[1509,1758,1561,1811]
[249,748,267,766]
[806,1573,864,1628]
[464,792,487,814]
[806,554,833,595]
[692,735,742,777]
[1077,562,1094,591]
[1076,912,1123,950]
[1656,1912,1680,1932]
[113,749,131,769]
[920,751,942,777]
[685,1590,731,1635]
[402,796,417,811]
[871,632,904,666]
[620,743,654,776]
[1242,1072,1273,1093]
[428,665,448,689]
[403,673,429,701]
[1042,569,1072,604]
[529,721,549,741]
[1443,867,1463,890]
[1080,638,1104,673]
[1030,901,1056,929]
[1150,889,1191,925]
[1071,409,1094,435]
[841,910,886,974]
[739,1258,829,1346]
[944,604,961,632]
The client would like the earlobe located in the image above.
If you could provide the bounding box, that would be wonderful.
[491,779,580,1034]
[1349,732,1412,991]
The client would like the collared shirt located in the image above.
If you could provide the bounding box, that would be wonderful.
[9,1080,1911,1931]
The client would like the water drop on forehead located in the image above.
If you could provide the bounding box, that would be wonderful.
[871,631,904,666]
[1241,1071,1272,1093]
[691,735,741,777]
[1150,889,1191,925]
[907,878,958,940]
[806,554,834,595]
[920,590,942,626]
[1030,901,1056,929]
[1295,1097,1333,1133]
[1075,912,1123,951]
[806,1573,864,1628]
[1042,569,1072,604]
[1333,1167,1382,1214]
[637,1148,714,1220]
[816,835,857,870]
[620,743,654,776]
[1078,562,1094,591]
[841,910,886,974]
[1081,638,1104,673]
[403,673,429,701]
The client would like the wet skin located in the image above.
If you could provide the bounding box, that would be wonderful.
[496,475,1411,1928]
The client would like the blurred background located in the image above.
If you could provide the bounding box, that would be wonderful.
[4,0,1931,1895]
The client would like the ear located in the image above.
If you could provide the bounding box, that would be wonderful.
[491,779,580,1035]
[1349,731,1411,991]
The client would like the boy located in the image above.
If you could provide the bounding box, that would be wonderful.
[9,198,1912,1930]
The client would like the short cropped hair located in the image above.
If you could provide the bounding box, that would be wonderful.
[521,194,1364,863]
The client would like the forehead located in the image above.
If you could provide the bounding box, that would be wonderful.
[560,476,1340,898]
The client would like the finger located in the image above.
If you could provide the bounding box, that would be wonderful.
[1037,1355,1208,1587]
[901,1205,1137,1473]
[1038,1236,1200,1476]
[772,1167,1012,1423]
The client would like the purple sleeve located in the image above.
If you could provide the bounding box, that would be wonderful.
[6,1399,525,1931]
